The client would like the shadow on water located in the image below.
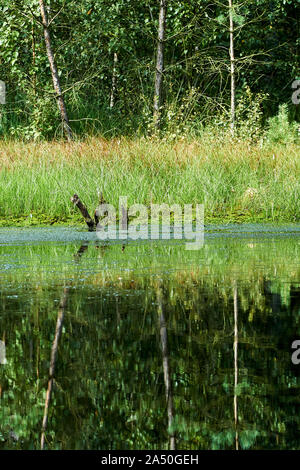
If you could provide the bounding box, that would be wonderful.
[0,225,299,449]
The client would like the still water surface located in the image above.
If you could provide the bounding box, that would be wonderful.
[0,225,299,450]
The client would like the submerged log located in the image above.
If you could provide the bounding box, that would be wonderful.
[71,194,95,231]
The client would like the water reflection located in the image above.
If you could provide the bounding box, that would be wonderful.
[0,228,299,449]
[0,341,7,365]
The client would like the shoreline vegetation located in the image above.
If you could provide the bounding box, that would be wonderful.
[0,2,299,230]
[0,136,299,227]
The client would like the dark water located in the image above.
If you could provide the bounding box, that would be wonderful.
[0,225,299,450]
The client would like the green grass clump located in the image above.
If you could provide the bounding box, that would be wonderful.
[0,135,299,225]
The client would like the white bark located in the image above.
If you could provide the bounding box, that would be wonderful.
[39,0,73,141]
[154,0,167,128]
[229,0,236,135]
[110,53,118,109]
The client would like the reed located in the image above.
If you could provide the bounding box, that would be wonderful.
[0,136,299,225]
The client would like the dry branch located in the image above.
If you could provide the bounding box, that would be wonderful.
[71,194,95,231]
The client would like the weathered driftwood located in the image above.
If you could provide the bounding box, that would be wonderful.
[71,194,95,231]
[94,210,99,227]
[94,192,106,227]
[72,193,129,234]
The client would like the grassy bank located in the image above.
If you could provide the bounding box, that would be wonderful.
[0,136,299,226]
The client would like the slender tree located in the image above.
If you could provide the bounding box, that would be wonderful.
[110,52,118,109]
[154,0,167,129]
[31,16,37,96]
[229,0,236,135]
[39,0,73,141]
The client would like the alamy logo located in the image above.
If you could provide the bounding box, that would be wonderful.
[292,80,300,105]
[0,81,5,105]
[95,197,204,250]
[291,340,300,365]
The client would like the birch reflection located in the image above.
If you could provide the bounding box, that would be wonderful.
[41,288,69,449]
[0,340,7,365]
[233,283,239,450]
[157,284,176,450]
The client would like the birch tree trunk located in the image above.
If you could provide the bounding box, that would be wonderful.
[110,53,118,109]
[154,0,167,129]
[229,0,236,136]
[39,0,73,141]
[32,18,36,96]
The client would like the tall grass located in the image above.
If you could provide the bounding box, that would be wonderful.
[0,135,299,225]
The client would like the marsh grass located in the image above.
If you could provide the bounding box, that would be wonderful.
[0,135,299,225]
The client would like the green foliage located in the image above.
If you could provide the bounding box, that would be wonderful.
[235,87,267,142]
[239,430,260,450]
[211,431,236,450]
[0,0,298,139]
[266,104,299,145]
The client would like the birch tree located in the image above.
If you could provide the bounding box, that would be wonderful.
[229,0,236,135]
[39,0,73,141]
[110,53,118,109]
[154,0,167,129]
